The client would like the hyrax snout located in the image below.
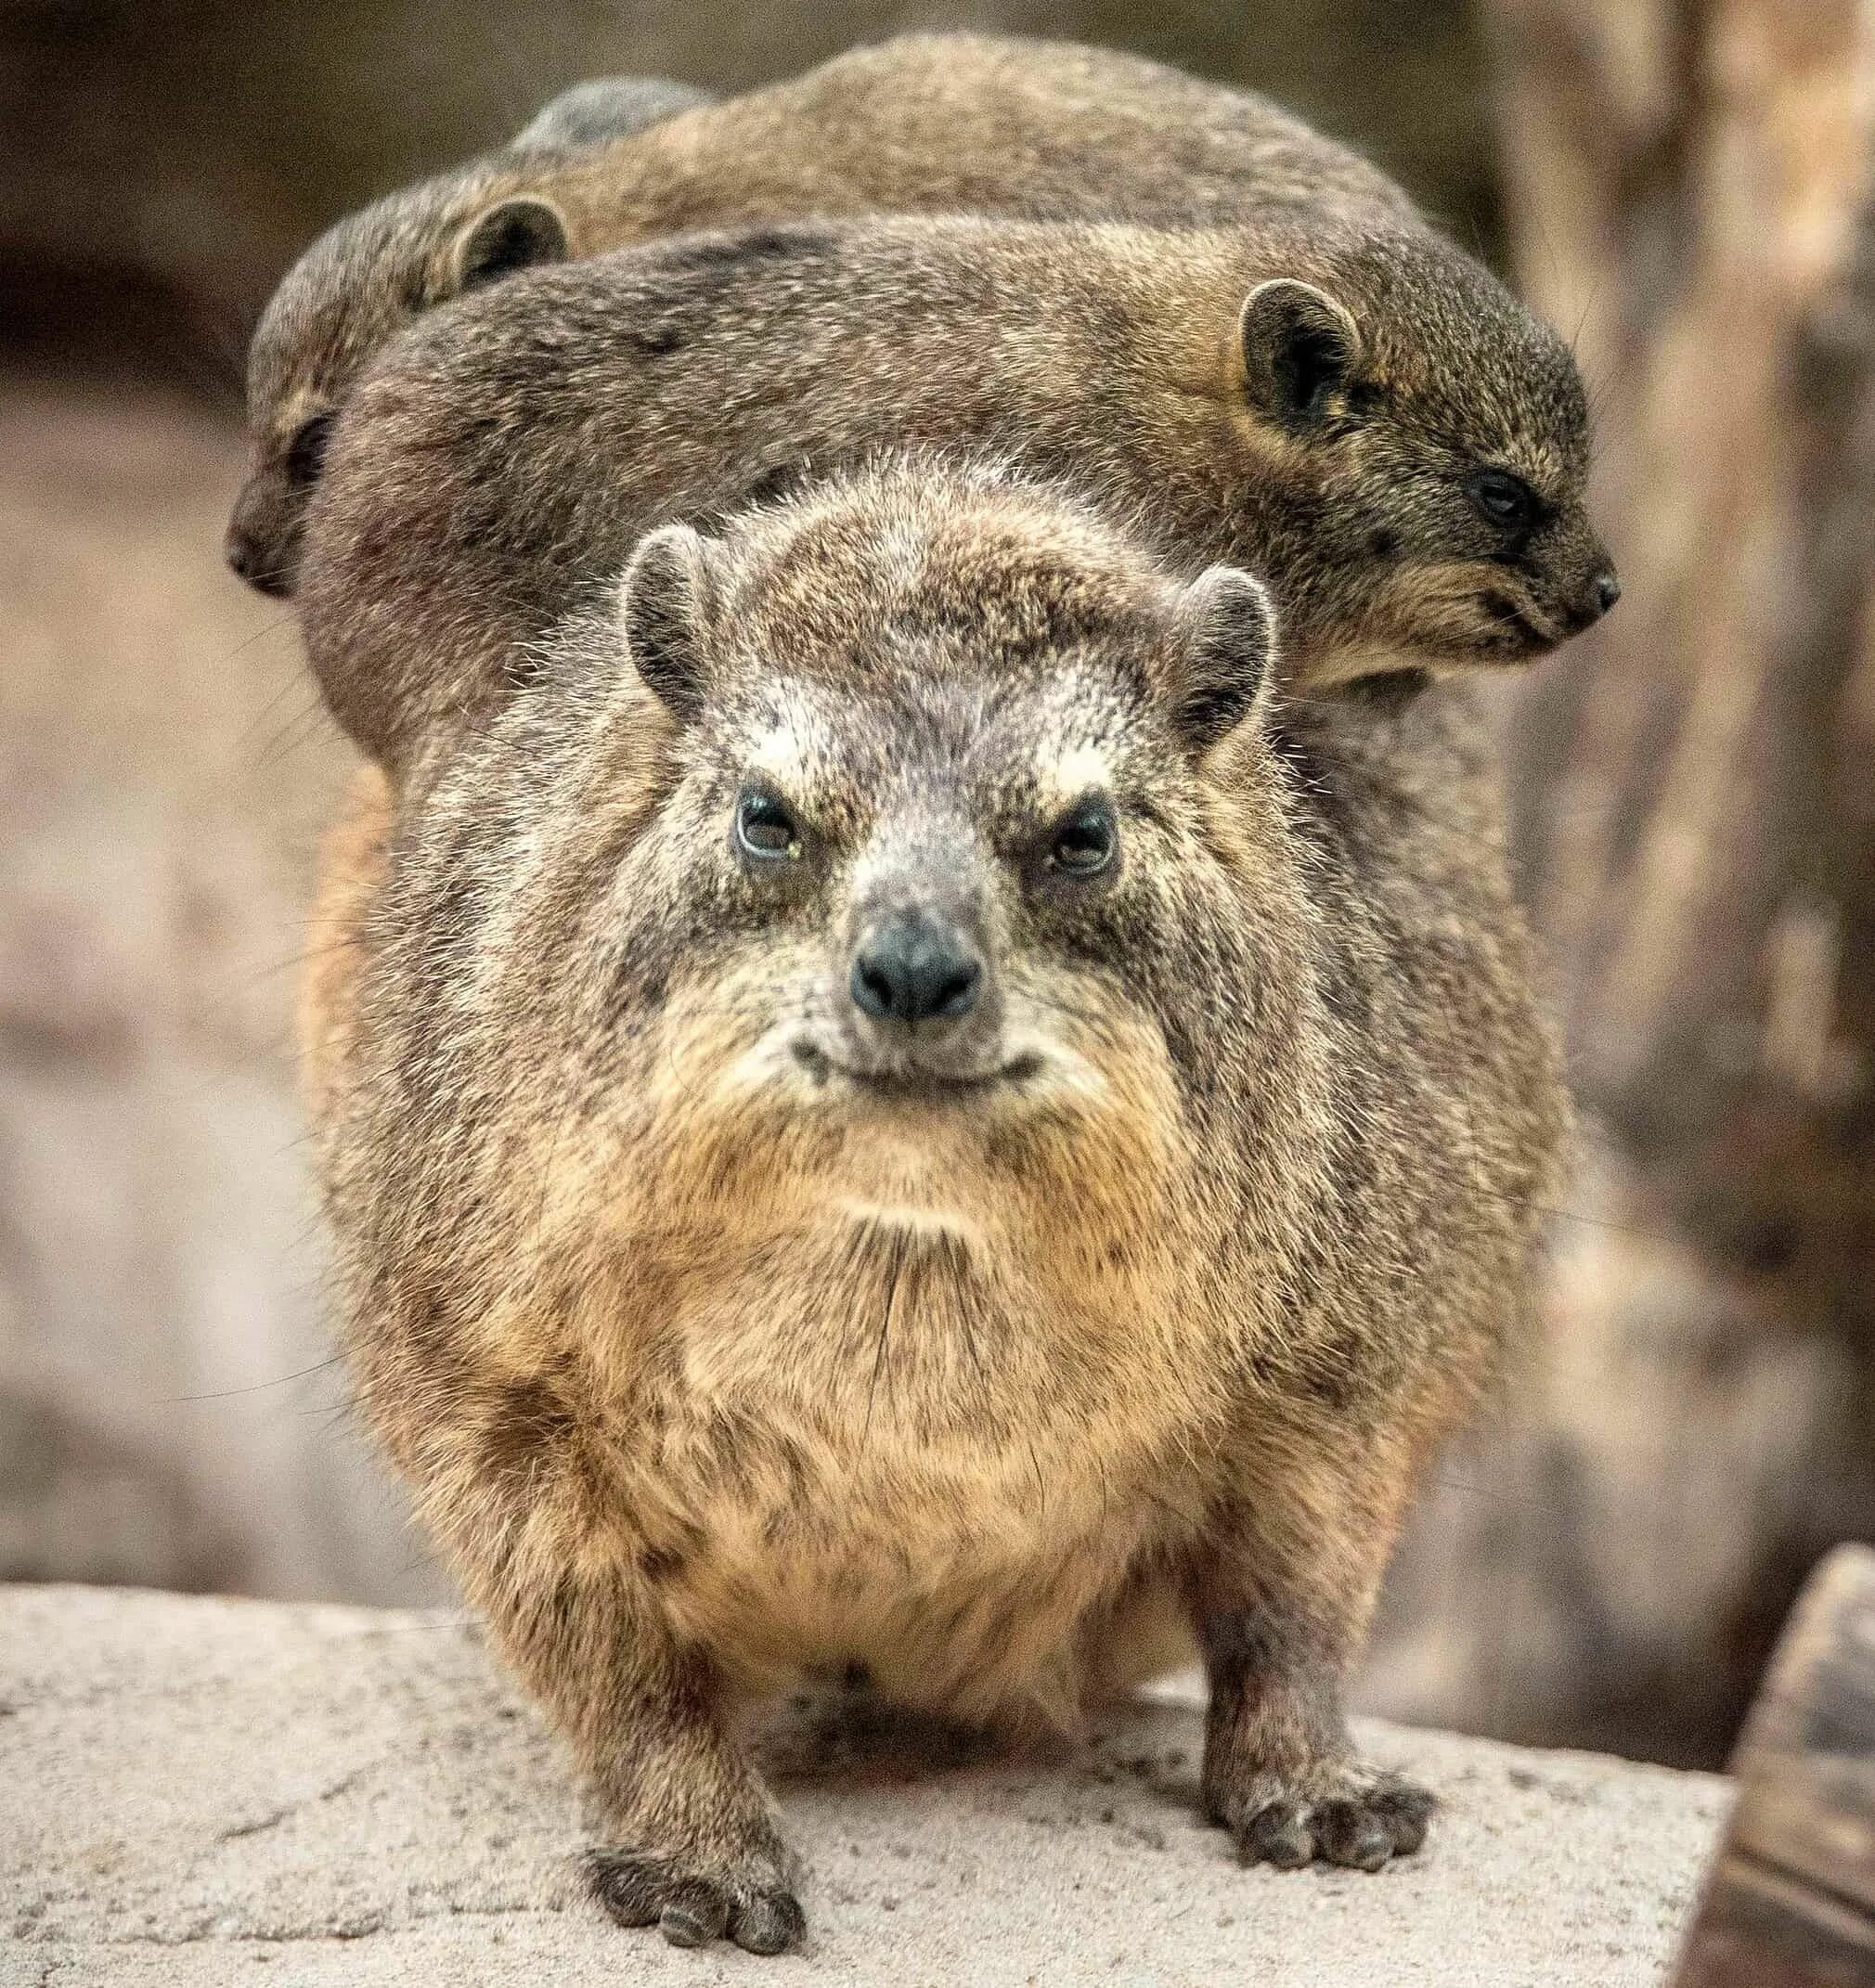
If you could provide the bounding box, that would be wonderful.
[735,758,1015,1084]
[844,895,997,1073]
[303,458,1564,1955]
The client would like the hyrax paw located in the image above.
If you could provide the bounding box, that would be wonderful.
[1210,1764,1433,1873]
[586,1845,806,1954]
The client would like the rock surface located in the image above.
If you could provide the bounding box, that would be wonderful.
[1,1585,1727,1985]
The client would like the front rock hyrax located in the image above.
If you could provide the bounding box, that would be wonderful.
[299,213,1615,771]
[301,458,1565,1954]
[226,30,1426,594]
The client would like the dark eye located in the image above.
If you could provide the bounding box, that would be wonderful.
[1465,467,1541,532]
[284,412,336,488]
[735,789,803,862]
[1047,796,1119,879]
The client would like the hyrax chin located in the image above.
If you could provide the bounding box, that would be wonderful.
[304,461,1564,1956]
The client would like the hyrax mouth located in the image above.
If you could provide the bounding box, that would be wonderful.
[1474,589,1561,654]
[789,1039,1043,1097]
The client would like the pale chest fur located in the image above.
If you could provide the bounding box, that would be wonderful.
[575,1207,1227,1724]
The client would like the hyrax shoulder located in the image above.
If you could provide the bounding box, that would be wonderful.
[230,31,1416,594]
[306,458,1563,1949]
[298,212,1613,771]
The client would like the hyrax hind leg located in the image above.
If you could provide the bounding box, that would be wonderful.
[1184,1435,1434,1872]
[419,1436,804,1953]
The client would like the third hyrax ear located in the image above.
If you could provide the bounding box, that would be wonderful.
[512,75,710,152]
[455,197,570,291]
[618,523,716,725]
[1170,566,1278,748]
[1238,279,1362,426]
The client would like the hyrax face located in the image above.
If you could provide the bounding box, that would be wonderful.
[1236,236,1618,677]
[407,466,1310,1273]
[226,174,575,597]
[608,475,1293,1217]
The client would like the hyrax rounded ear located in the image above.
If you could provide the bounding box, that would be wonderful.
[1164,565,1278,749]
[618,523,717,724]
[454,197,570,292]
[1238,279,1363,427]
[512,75,710,152]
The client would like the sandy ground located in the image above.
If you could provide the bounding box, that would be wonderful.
[1,1584,1728,1986]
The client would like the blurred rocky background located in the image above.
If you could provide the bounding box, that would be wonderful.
[3,0,1869,1770]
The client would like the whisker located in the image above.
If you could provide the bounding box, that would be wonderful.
[164,1355,343,1403]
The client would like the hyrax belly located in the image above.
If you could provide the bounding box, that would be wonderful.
[610,1215,1213,1726]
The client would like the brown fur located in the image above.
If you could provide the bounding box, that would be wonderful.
[233,31,1440,594]
[296,209,1610,772]
[302,461,1565,1952]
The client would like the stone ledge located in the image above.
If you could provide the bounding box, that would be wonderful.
[0,1585,1729,1985]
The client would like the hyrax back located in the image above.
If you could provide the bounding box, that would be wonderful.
[305,459,1563,1953]
[230,31,1418,593]
[300,212,1614,771]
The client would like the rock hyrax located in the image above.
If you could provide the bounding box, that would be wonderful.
[300,213,1615,770]
[226,30,1424,594]
[225,66,711,594]
[302,458,1564,1953]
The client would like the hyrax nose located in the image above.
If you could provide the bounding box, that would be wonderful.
[225,523,289,599]
[1571,566,1621,630]
[225,523,260,581]
[850,910,983,1026]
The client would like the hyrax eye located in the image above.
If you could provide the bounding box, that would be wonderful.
[734,789,803,862]
[1465,468,1542,532]
[284,412,337,488]
[1047,796,1119,879]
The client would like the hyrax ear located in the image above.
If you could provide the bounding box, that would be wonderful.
[1238,279,1363,427]
[454,197,570,292]
[1166,566,1278,749]
[618,523,716,724]
[513,75,711,152]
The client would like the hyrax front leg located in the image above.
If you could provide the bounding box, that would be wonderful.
[457,1518,803,1952]
[1186,1447,1434,1872]
[575,1643,803,1953]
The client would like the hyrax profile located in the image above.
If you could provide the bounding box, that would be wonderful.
[299,213,1616,771]
[226,66,711,593]
[227,31,1424,594]
[303,459,1564,1953]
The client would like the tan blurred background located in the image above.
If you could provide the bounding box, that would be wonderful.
[3,0,1869,1773]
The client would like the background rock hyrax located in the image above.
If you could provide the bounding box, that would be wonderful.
[301,458,1565,1954]
[226,29,1426,594]
[298,213,1616,772]
[225,65,712,594]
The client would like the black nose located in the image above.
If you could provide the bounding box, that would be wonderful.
[1592,569,1621,616]
[225,526,291,598]
[850,912,982,1026]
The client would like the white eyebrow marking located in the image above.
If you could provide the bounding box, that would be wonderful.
[1046,744,1113,810]
[746,721,807,784]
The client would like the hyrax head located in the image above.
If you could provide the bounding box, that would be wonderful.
[488,462,1309,1234]
[226,73,705,599]
[227,173,573,598]
[1228,226,1617,678]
